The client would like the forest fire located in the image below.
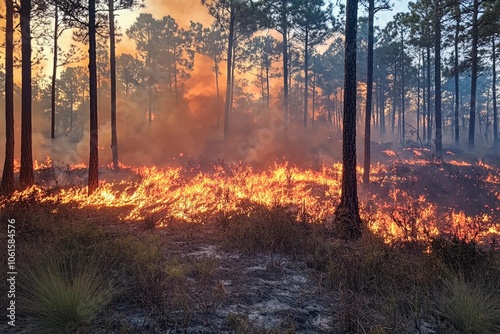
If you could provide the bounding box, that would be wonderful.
[1,0,500,330]
[3,157,499,248]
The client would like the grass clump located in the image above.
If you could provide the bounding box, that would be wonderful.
[433,275,500,334]
[431,235,487,273]
[223,203,309,254]
[21,254,119,334]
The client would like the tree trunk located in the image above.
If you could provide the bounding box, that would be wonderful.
[147,29,152,126]
[19,0,34,188]
[282,0,289,127]
[468,0,479,149]
[426,46,432,144]
[51,6,59,139]
[391,64,397,134]
[380,79,386,135]
[109,0,118,169]
[174,53,179,106]
[303,29,309,128]
[266,65,270,117]
[422,49,427,141]
[312,74,316,128]
[434,0,442,157]
[400,34,405,144]
[417,51,421,140]
[454,12,460,144]
[333,0,362,240]
[492,34,498,148]
[88,0,99,195]
[69,91,74,133]
[230,42,236,114]
[363,0,374,184]
[1,0,15,194]
[223,0,235,139]
[214,59,221,128]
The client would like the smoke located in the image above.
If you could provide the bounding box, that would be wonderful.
[146,0,213,28]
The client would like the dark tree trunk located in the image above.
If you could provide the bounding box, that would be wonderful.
[417,51,421,140]
[19,0,34,188]
[214,59,221,128]
[303,29,309,128]
[333,0,362,240]
[1,0,15,194]
[492,34,498,148]
[391,65,397,134]
[426,46,432,144]
[380,79,386,135]
[454,12,460,144]
[422,49,427,141]
[109,0,118,169]
[401,34,405,144]
[88,0,99,195]
[311,73,316,127]
[230,42,236,114]
[174,54,179,106]
[282,0,289,127]
[146,29,152,126]
[224,2,235,140]
[69,90,74,133]
[266,65,270,117]
[468,0,479,149]
[363,0,374,184]
[434,0,442,157]
[51,6,59,139]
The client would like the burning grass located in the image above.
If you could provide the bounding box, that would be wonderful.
[2,152,498,248]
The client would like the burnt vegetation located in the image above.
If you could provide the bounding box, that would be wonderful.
[1,0,500,333]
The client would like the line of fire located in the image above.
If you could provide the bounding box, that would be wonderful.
[1,0,499,333]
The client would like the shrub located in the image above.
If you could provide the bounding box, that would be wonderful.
[431,235,486,272]
[434,275,500,334]
[21,254,119,334]
[223,203,309,254]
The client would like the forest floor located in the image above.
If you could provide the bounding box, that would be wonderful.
[1,143,499,333]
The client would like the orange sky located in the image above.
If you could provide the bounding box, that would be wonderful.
[117,0,214,54]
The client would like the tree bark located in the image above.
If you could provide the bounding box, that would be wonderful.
[303,28,309,128]
[266,65,270,117]
[224,1,235,140]
[109,0,118,169]
[492,34,498,148]
[426,46,432,144]
[400,34,405,144]
[51,6,59,139]
[214,59,221,128]
[454,11,460,144]
[19,0,34,188]
[282,0,289,127]
[333,0,362,240]
[1,0,15,194]
[88,0,99,195]
[363,0,374,184]
[434,0,442,157]
[468,0,479,149]
[417,51,421,140]
[391,64,397,134]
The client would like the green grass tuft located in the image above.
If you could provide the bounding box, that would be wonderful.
[434,275,500,334]
[21,255,119,334]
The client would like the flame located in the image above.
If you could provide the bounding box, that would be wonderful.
[2,159,498,247]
